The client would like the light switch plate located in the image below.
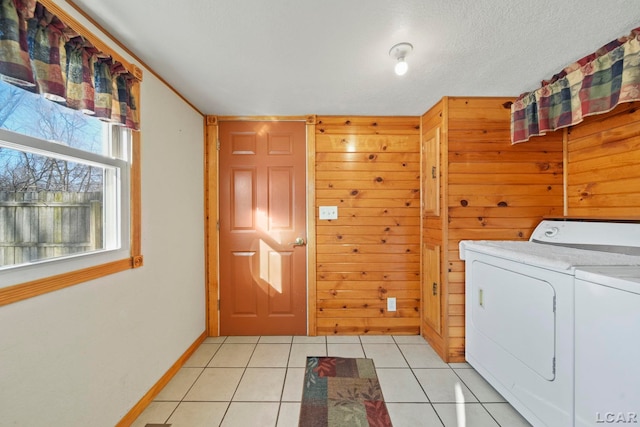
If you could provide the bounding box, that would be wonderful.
[387,297,396,312]
[319,206,338,220]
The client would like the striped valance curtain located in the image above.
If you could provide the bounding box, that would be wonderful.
[0,0,140,129]
[511,27,640,144]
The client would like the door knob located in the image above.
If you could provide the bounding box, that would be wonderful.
[289,237,306,246]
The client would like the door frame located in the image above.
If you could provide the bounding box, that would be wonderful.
[204,115,317,336]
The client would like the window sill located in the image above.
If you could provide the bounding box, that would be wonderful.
[0,255,143,307]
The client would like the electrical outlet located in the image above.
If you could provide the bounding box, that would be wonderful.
[387,297,396,312]
[319,206,338,220]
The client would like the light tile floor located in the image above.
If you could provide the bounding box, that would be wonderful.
[132,335,532,427]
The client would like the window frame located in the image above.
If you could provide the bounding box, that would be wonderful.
[0,125,130,281]
[0,0,143,306]
[0,130,142,306]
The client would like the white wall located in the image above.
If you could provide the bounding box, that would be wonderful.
[0,4,206,426]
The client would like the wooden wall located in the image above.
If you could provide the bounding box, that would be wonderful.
[309,100,640,345]
[446,98,565,361]
[422,97,565,361]
[314,116,421,335]
[566,102,640,217]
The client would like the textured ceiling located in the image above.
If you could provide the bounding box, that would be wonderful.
[70,0,639,116]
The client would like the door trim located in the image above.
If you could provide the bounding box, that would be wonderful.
[305,116,317,336]
[205,116,219,336]
[204,115,317,336]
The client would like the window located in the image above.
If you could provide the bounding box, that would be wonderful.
[0,0,142,304]
[0,78,131,289]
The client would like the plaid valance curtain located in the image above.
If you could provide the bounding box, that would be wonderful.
[0,0,139,130]
[511,27,640,144]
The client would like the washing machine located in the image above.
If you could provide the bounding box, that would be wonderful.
[574,266,640,427]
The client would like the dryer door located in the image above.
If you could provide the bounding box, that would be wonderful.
[470,261,556,380]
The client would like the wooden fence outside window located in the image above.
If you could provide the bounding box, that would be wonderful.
[0,191,103,266]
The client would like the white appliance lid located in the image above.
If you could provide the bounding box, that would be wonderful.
[575,266,640,294]
[459,240,640,271]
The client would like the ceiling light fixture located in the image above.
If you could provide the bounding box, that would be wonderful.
[389,42,413,76]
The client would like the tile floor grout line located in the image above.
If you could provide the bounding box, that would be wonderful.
[394,338,412,369]
[274,401,286,427]
[480,401,505,427]
[159,337,229,425]
[217,401,233,427]
[198,336,231,427]
[393,337,447,427]
[264,339,296,424]
[286,339,293,369]
[219,337,260,427]
[408,364,433,404]
[394,337,436,412]
[427,400,447,427]
[229,339,259,403]
[451,366,482,403]
[278,339,295,405]
[450,364,507,406]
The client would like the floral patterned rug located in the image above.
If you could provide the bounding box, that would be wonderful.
[299,356,393,427]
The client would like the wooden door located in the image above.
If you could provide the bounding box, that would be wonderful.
[422,244,441,334]
[422,127,440,216]
[219,121,307,335]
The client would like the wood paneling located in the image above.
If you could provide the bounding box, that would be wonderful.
[421,97,564,362]
[566,102,640,218]
[315,116,421,335]
[204,100,637,351]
